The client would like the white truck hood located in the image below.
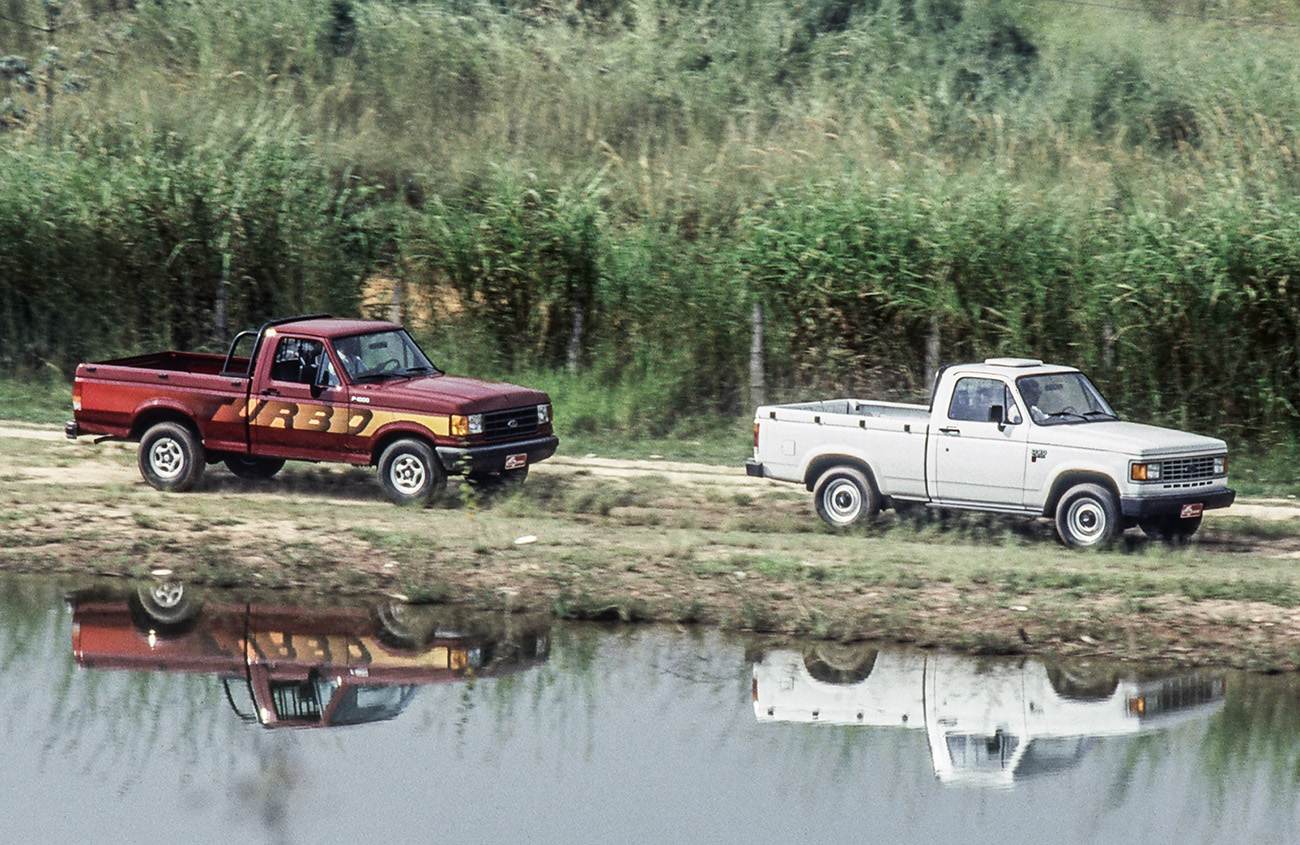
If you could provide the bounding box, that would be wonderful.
[1034,420,1226,458]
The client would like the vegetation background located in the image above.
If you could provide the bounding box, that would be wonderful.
[2,0,1299,452]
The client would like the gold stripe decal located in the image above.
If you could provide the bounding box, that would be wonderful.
[211,397,449,438]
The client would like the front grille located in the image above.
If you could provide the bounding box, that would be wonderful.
[1162,456,1219,482]
[484,406,539,440]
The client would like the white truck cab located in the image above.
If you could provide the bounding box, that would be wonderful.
[746,359,1234,547]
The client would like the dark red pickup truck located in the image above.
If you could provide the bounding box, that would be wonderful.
[66,315,558,504]
[70,581,551,729]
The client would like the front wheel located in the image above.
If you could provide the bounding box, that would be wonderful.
[138,422,206,492]
[1054,483,1119,548]
[813,466,880,528]
[377,438,447,506]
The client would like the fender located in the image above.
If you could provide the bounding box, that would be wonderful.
[799,446,888,496]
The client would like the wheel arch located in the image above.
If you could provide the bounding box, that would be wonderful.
[1044,471,1120,517]
[370,425,438,468]
[130,405,201,442]
[804,454,881,496]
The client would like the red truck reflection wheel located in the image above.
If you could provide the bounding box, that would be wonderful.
[378,438,447,506]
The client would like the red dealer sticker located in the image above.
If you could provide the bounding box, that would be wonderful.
[1181,503,1203,519]
[505,454,528,470]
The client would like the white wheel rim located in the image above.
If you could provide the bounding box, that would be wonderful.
[149,438,185,480]
[390,454,427,495]
[1066,498,1107,544]
[150,582,185,609]
[823,478,863,524]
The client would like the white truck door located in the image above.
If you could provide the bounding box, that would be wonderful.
[929,376,1030,506]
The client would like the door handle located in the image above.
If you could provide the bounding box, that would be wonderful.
[939,426,960,435]
[261,388,281,397]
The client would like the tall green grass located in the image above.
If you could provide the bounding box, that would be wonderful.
[2,0,1300,443]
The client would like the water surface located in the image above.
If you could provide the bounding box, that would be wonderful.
[1,574,1298,844]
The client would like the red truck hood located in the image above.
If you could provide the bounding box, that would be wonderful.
[359,374,550,414]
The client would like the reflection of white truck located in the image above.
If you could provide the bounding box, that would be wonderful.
[745,359,1235,546]
[752,647,1225,787]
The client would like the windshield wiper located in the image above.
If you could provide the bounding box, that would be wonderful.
[1081,410,1117,420]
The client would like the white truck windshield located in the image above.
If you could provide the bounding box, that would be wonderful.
[1017,372,1118,425]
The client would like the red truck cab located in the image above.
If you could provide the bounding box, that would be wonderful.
[67,315,558,504]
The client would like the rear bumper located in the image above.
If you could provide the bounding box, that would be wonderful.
[65,420,80,439]
[1120,488,1236,519]
[436,435,559,475]
[745,459,764,478]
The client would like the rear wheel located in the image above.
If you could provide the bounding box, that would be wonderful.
[138,422,206,492]
[1054,483,1119,548]
[378,438,446,506]
[813,467,880,528]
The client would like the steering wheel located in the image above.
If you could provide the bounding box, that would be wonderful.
[378,358,401,373]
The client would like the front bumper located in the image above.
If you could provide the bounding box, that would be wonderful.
[436,435,559,475]
[1120,487,1236,519]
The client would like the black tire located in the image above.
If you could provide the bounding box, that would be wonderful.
[813,466,880,528]
[803,644,879,685]
[377,438,446,506]
[138,421,206,492]
[225,455,286,480]
[1054,483,1119,548]
[1139,515,1202,545]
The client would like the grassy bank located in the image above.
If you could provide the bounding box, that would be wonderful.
[4,421,1300,671]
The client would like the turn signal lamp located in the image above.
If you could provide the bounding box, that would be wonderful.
[450,414,484,436]
[1130,462,1161,482]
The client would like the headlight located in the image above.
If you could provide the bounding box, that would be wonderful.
[537,403,552,425]
[1131,462,1161,482]
[450,414,484,436]
[1214,455,1226,475]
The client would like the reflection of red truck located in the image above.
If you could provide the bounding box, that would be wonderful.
[66,316,558,504]
[70,583,550,729]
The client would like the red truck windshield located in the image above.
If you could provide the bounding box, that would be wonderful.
[333,329,440,382]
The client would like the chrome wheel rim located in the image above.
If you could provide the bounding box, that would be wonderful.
[389,454,427,495]
[149,438,185,480]
[1066,498,1107,545]
[823,478,863,524]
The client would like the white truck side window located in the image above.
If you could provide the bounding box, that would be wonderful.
[948,377,1005,423]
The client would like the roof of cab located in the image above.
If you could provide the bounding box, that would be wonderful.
[944,358,1081,379]
[273,317,401,338]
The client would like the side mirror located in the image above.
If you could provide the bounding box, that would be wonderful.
[988,404,1008,430]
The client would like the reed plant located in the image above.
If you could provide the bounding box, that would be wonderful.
[2,0,1300,443]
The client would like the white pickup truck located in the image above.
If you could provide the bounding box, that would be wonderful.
[745,358,1235,547]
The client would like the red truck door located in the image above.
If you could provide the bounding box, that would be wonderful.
[249,334,353,461]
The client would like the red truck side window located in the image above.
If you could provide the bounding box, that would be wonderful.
[270,338,337,387]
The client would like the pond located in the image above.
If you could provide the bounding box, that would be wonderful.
[1,573,1298,844]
